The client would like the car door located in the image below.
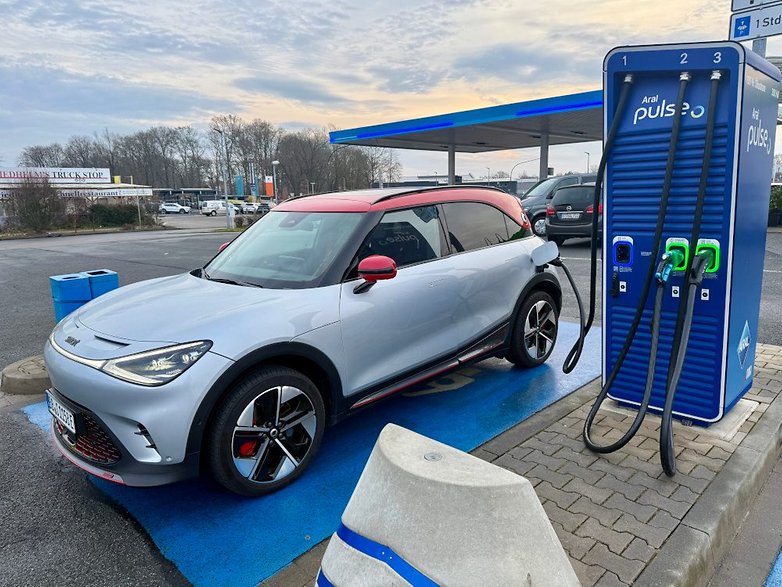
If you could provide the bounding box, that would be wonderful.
[440,201,539,344]
[339,205,463,394]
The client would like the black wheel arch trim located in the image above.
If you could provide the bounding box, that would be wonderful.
[185,342,344,458]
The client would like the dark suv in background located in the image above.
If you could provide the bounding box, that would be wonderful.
[545,183,601,246]
[519,173,596,237]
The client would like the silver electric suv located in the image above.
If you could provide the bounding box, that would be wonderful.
[44,186,562,496]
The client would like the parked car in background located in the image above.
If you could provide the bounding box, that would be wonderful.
[44,186,562,497]
[241,200,273,215]
[519,173,596,237]
[200,201,237,216]
[545,183,601,246]
[159,203,191,214]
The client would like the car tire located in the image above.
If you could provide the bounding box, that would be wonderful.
[162,209,168,214]
[210,210,217,216]
[179,209,186,214]
[532,214,547,237]
[205,365,326,497]
[507,290,559,368]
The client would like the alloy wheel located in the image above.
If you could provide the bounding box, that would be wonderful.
[533,216,546,236]
[231,385,317,485]
[524,300,557,360]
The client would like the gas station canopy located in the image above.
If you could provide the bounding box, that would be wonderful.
[329,90,603,181]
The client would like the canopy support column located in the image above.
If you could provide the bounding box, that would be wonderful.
[539,133,550,181]
[448,144,456,185]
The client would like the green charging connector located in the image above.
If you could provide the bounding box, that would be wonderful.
[664,241,689,271]
[695,242,720,273]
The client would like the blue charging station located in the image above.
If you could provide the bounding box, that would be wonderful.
[602,42,781,425]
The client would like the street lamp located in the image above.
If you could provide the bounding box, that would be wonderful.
[213,127,231,229]
[585,152,591,173]
[272,160,279,204]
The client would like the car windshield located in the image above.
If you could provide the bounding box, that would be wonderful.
[552,186,596,206]
[521,177,561,199]
[203,211,363,288]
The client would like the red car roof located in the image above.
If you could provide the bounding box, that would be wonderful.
[274,186,527,225]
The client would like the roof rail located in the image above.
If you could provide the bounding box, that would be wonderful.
[371,184,508,204]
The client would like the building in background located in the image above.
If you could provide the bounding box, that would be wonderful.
[0,167,153,226]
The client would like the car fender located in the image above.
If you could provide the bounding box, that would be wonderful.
[185,341,344,458]
[505,270,562,346]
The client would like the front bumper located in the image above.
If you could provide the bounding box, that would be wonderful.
[44,338,233,487]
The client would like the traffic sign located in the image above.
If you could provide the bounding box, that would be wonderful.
[730,4,782,41]
[733,0,782,11]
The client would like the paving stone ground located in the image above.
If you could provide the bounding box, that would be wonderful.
[265,344,782,586]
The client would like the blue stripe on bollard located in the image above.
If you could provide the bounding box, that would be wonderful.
[316,569,334,587]
[336,523,440,586]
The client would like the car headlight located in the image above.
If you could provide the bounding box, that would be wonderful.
[101,341,212,386]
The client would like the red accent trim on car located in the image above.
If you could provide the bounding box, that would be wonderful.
[357,255,397,281]
[351,363,456,409]
[51,423,125,485]
[272,187,525,225]
[274,198,371,213]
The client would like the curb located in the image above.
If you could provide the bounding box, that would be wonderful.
[635,390,782,587]
[1,355,50,395]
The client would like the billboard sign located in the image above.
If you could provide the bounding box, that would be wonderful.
[0,167,111,185]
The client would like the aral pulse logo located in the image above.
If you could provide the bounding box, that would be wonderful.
[737,321,752,368]
[633,94,705,126]
[746,107,771,154]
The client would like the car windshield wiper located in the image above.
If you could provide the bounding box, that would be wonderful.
[202,271,263,288]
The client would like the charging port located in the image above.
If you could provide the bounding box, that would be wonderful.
[615,243,632,265]
[664,242,689,271]
[695,242,720,273]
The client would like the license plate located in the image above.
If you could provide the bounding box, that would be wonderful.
[559,212,581,220]
[46,391,76,435]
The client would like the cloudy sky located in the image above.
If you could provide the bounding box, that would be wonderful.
[1,0,779,179]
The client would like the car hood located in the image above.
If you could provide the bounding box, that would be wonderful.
[69,273,338,352]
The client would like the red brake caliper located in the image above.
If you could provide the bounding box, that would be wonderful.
[239,440,259,457]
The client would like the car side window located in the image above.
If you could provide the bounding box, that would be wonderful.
[441,202,512,253]
[356,205,448,270]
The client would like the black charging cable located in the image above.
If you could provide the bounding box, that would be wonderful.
[582,72,691,454]
[659,70,722,476]
[561,73,634,374]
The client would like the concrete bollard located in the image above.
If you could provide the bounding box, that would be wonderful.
[317,424,579,587]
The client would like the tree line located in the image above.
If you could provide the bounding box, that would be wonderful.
[18,116,402,196]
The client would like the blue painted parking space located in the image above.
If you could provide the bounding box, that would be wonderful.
[768,550,782,587]
[25,322,599,586]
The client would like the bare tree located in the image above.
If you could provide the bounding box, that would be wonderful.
[361,147,401,187]
[18,144,65,167]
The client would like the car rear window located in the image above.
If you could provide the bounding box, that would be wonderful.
[552,186,596,206]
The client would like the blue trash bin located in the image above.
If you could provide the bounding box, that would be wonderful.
[82,269,119,298]
[50,273,92,322]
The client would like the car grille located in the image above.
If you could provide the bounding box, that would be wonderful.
[55,413,122,466]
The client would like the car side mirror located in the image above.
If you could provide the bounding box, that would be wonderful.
[218,242,229,253]
[531,240,559,268]
[355,255,397,293]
